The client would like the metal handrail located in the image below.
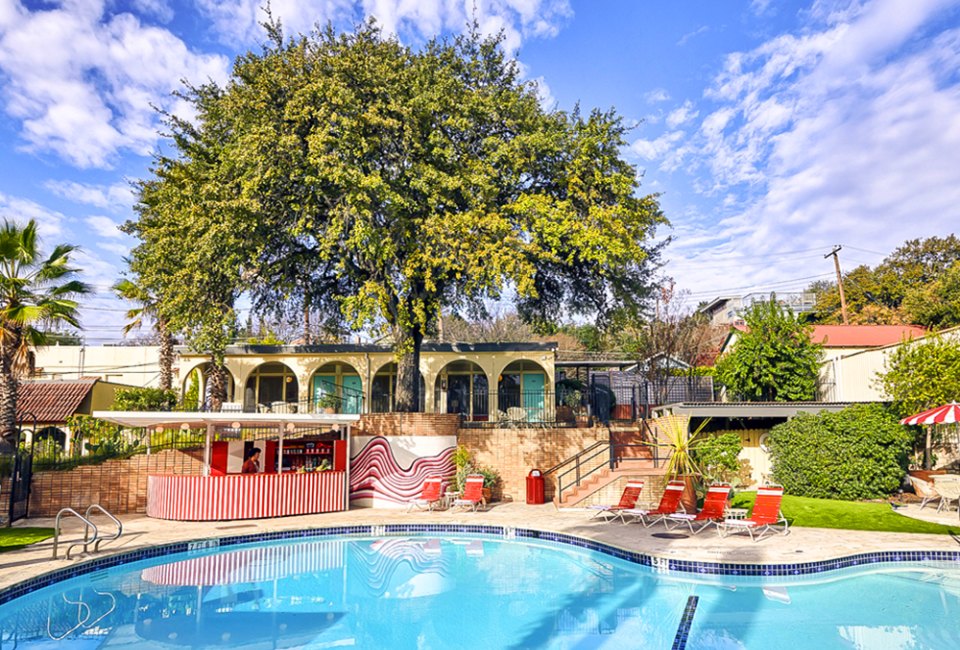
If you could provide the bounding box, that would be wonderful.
[53,508,97,560]
[543,440,607,477]
[85,504,123,553]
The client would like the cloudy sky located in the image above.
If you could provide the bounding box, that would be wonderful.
[1,0,959,342]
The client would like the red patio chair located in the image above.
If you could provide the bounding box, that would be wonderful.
[587,480,645,523]
[622,480,687,526]
[453,475,486,512]
[718,485,790,541]
[665,483,731,534]
[406,477,444,512]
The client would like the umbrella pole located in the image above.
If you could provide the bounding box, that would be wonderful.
[925,426,932,470]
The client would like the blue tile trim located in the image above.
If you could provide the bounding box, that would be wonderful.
[671,596,699,650]
[2,524,959,607]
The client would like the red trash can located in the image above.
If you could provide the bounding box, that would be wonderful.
[526,469,545,505]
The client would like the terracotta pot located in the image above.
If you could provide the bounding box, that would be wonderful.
[481,487,492,503]
[677,475,698,514]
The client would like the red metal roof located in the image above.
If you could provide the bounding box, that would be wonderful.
[810,325,927,347]
[17,379,97,424]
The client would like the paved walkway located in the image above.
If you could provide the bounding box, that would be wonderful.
[1,503,958,592]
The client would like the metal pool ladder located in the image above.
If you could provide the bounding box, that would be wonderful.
[53,505,123,559]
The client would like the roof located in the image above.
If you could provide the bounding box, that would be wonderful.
[810,325,927,347]
[179,341,558,356]
[17,379,97,424]
[655,401,858,419]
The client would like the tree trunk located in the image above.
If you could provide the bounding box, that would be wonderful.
[158,320,174,391]
[207,359,228,411]
[0,326,22,448]
[394,326,423,412]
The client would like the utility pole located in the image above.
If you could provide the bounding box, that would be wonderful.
[825,245,849,325]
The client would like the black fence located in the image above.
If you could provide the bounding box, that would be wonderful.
[201,383,365,415]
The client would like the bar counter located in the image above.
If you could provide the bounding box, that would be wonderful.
[147,471,347,521]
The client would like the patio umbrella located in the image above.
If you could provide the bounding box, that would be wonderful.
[900,403,960,470]
[900,402,960,425]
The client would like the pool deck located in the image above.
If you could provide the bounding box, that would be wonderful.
[1,502,958,592]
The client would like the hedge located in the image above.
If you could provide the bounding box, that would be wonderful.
[767,403,910,500]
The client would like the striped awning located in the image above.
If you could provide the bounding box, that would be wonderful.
[900,402,960,426]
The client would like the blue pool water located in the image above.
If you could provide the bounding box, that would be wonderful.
[1,535,959,649]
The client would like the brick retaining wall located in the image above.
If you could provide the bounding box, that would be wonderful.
[458,426,649,502]
[29,449,204,517]
[357,413,460,437]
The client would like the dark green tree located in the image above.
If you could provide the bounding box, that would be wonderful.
[127,20,666,411]
[901,261,960,330]
[715,298,824,401]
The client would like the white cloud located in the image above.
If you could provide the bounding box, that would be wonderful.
[0,192,67,237]
[630,130,685,161]
[661,0,960,296]
[130,0,175,23]
[665,100,699,128]
[0,2,230,168]
[677,25,708,47]
[45,180,134,211]
[195,0,572,51]
[98,241,132,256]
[644,88,670,104]
[86,215,124,239]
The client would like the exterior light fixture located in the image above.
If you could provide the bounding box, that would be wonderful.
[180,423,190,431]
[155,426,164,434]
[231,421,241,430]
[285,422,296,432]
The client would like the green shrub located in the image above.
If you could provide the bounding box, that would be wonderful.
[767,404,910,500]
[693,432,752,489]
[111,387,178,411]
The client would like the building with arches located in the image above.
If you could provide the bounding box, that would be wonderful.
[177,342,557,422]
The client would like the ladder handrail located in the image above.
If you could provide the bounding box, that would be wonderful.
[53,508,98,560]
[85,504,123,553]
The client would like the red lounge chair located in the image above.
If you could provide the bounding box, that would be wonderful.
[453,475,486,512]
[666,483,731,533]
[622,480,687,526]
[587,481,645,523]
[407,477,444,512]
[719,485,790,541]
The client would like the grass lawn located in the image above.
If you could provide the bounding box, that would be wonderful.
[730,492,960,536]
[0,527,55,553]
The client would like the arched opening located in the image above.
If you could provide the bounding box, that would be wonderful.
[497,360,549,422]
[371,363,425,413]
[435,360,488,421]
[181,363,236,409]
[33,426,67,460]
[309,362,363,414]
[244,362,298,411]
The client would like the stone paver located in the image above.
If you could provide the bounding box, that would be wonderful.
[1,502,958,592]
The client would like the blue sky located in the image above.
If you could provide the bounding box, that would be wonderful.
[2,0,959,342]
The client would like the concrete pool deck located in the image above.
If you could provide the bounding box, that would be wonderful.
[1,501,958,592]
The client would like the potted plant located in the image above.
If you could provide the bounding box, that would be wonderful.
[452,445,501,503]
[656,415,711,513]
[316,393,339,414]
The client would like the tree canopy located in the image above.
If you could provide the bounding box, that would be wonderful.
[808,235,960,326]
[715,299,824,401]
[125,20,666,410]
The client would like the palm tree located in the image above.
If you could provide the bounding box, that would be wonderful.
[113,277,174,390]
[0,219,90,447]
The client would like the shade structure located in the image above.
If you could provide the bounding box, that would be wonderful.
[900,402,960,426]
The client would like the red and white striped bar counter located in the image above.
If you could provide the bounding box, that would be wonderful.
[147,471,347,521]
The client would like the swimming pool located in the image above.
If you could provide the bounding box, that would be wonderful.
[1,529,959,649]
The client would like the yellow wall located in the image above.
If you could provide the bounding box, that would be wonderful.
[178,348,556,414]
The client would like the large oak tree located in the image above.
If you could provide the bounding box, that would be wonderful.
[127,21,665,411]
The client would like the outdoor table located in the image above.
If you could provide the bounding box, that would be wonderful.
[725,507,749,520]
[443,490,461,510]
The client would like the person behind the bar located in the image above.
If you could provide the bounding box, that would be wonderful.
[241,447,261,474]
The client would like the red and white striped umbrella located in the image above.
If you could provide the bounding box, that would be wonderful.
[900,402,960,426]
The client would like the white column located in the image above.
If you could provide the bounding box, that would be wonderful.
[202,424,213,477]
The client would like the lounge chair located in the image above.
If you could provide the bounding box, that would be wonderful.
[622,480,686,526]
[407,477,445,512]
[665,483,731,534]
[909,476,942,510]
[453,475,486,512]
[718,485,790,541]
[587,480,645,523]
[933,475,960,513]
